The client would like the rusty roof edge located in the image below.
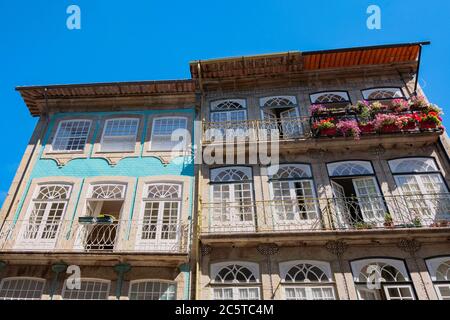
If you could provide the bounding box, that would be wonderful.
[15,78,195,92]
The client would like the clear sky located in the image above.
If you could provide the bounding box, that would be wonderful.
[0,0,449,206]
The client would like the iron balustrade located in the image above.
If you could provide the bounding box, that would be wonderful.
[199,193,450,234]
[0,219,189,253]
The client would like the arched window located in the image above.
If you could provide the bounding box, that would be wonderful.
[279,261,335,300]
[211,262,260,300]
[208,99,248,141]
[426,257,450,300]
[327,161,374,177]
[62,278,110,300]
[310,91,350,105]
[18,184,72,250]
[260,96,296,108]
[389,158,449,225]
[128,280,177,300]
[351,258,415,300]
[209,167,254,232]
[267,165,318,227]
[362,87,405,100]
[89,184,126,200]
[0,277,46,300]
[101,118,139,152]
[136,183,182,251]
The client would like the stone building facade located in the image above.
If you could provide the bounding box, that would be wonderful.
[0,42,449,300]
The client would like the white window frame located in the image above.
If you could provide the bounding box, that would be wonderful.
[362,87,405,100]
[61,278,111,300]
[259,96,297,107]
[16,184,72,250]
[327,161,374,177]
[211,99,247,111]
[51,119,92,152]
[209,167,255,232]
[135,183,182,251]
[128,279,177,300]
[383,284,415,300]
[212,287,261,300]
[149,117,188,151]
[283,285,336,300]
[310,91,350,104]
[426,257,450,300]
[88,183,127,200]
[389,158,439,174]
[0,277,46,300]
[100,118,139,152]
[211,261,260,284]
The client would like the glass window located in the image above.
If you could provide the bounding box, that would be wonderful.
[101,118,139,152]
[52,120,91,151]
[426,257,450,300]
[362,88,405,100]
[211,262,260,300]
[128,280,176,300]
[150,117,188,151]
[0,277,45,300]
[62,279,110,300]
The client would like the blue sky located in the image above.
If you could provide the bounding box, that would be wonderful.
[0,0,449,206]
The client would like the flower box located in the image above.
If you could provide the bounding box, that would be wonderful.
[401,122,417,131]
[420,120,438,130]
[96,215,115,224]
[380,125,400,133]
[359,124,375,134]
[318,128,337,137]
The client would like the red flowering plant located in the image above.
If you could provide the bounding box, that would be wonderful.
[313,118,337,136]
[417,111,443,126]
[336,119,361,140]
[373,113,400,132]
[391,99,410,113]
[395,114,417,130]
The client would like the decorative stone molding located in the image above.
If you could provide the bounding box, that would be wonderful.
[200,244,212,256]
[397,239,422,255]
[325,240,348,256]
[257,243,279,256]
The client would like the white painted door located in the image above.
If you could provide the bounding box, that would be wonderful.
[331,181,350,228]
[352,177,385,225]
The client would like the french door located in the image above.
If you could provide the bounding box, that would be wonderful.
[17,200,67,249]
[137,200,180,251]
[352,177,386,224]
[394,174,450,222]
[331,181,351,228]
[270,180,318,229]
[211,182,255,232]
[210,110,248,140]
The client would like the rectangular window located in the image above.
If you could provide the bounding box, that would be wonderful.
[129,281,176,300]
[213,287,260,300]
[284,286,335,300]
[101,118,139,152]
[62,279,110,300]
[0,278,45,300]
[383,284,415,300]
[150,117,188,151]
[52,120,91,152]
[435,284,450,300]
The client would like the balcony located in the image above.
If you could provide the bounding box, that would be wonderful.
[199,193,450,235]
[0,219,189,254]
[201,99,444,145]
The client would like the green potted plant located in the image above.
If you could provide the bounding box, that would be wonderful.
[96,214,115,224]
[313,118,337,137]
[383,213,394,228]
[354,221,374,230]
[412,216,422,228]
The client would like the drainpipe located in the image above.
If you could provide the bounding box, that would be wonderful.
[113,263,131,300]
[50,262,68,300]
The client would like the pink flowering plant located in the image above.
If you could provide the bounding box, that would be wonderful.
[409,95,428,109]
[373,113,399,130]
[309,104,327,116]
[395,114,416,128]
[391,99,410,112]
[336,119,361,140]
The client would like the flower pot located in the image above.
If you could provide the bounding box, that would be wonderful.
[96,216,115,224]
[318,128,337,137]
[420,120,438,130]
[380,124,400,133]
[359,124,375,134]
[401,122,417,131]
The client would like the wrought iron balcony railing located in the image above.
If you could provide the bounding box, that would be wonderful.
[0,219,189,253]
[199,193,450,234]
[202,117,312,144]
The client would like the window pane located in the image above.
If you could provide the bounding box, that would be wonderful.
[0,278,45,300]
[129,281,176,300]
[62,280,110,300]
[52,120,91,151]
[151,118,187,151]
[102,119,139,152]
